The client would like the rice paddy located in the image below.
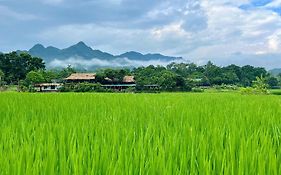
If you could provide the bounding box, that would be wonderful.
[0,92,281,174]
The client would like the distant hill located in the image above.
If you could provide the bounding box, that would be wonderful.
[29,42,115,62]
[24,41,184,69]
[269,68,281,76]
[117,51,182,61]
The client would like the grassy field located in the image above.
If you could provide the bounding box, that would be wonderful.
[0,92,281,174]
[270,89,281,95]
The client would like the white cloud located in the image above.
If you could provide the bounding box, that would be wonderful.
[268,37,279,51]
[267,30,281,52]
[188,0,281,56]
[151,23,187,39]
[38,23,191,56]
[2,0,281,68]
[37,0,281,68]
[48,57,184,69]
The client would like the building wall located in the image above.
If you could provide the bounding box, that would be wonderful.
[35,85,62,92]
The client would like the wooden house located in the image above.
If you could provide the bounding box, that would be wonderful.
[65,73,96,83]
[34,83,62,92]
[122,76,135,84]
[102,76,136,91]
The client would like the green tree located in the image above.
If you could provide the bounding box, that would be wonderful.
[58,65,76,79]
[167,62,203,79]
[224,64,242,80]
[253,75,269,94]
[102,68,130,83]
[41,70,58,82]
[95,71,107,84]
[241,65,267,87]
[159,71,177,91]
[19,53,45,73]
[25,71,45,85]
[204,61,224,85]
[267,76,278,88]
[0,52,45,84]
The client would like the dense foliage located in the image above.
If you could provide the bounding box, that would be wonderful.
[0,52,45,84]
[60,83,104,92]
[1,93,281,174]
[0,52,280,92]
[96,68,131,84]
[132,61,279,91]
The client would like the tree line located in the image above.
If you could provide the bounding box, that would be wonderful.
[0,52,281,92]
[0,52,75,90]
[132,62,280,91]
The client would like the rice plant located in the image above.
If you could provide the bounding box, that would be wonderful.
[0,92,280,174]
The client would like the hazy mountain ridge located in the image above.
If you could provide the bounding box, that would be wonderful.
[269,68,281,76]
[28,42,116,62]
[25,41,184,69]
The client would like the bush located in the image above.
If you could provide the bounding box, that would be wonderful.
[124,87,136,93]
[214,84,239,91]
[270,90,281,96]
[18,80,29,92]
[60,83,104,92]
[0,85,8,91]
[192,88,204,93]
[74,83,95,92]
[240,87,269,95]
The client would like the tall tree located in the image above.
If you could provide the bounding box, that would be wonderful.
[0,52,45,83]
[241,65,267,86]
[204,61,224,85]
[267,76,278,88]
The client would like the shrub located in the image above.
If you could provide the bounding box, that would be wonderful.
[60,83,104,92]
[214,84,239,91]
[270,90,281,96]
[192,87,204,93]
[252,75,269,94]
[240,87,269,95]
[124,87,136,93]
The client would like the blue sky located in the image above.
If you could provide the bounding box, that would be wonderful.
[1,0,281,68]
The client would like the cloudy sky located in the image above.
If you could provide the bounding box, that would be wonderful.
[1,0,281,69]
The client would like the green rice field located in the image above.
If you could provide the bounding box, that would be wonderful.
[0,92,281,174]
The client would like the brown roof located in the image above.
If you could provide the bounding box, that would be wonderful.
[104,77,113,82]
[123,76,135,83]
[66,73,96,80]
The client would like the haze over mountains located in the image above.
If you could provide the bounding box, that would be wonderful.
[24,41,184,69]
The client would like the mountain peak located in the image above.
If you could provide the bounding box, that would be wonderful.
[25,42,184,68]
[126,51,141,54]
[46,46,59,50]
[30,44,45,51]
[119,51,144,58]
[74,41,89,48]
[64,41,92,53]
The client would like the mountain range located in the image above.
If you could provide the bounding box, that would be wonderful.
[269,68,281,76]
[21,41,184,69]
